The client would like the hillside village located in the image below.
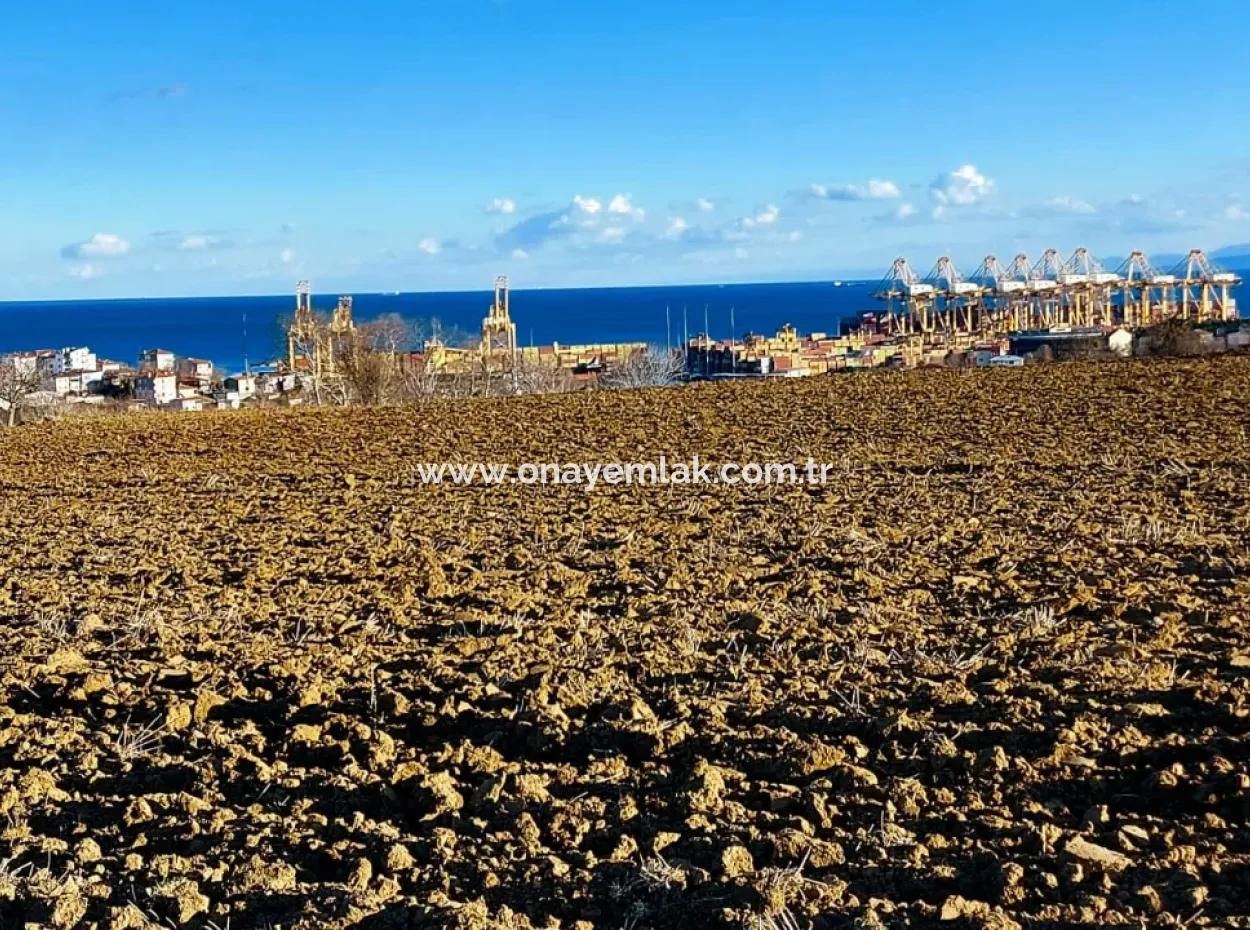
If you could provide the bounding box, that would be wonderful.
[0,344,294,419]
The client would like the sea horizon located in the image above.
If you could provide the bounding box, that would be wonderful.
[0,279,877,374]
[4,269,1247,376]
[0,273,872,306]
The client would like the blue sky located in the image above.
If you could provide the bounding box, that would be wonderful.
[2,0,1249,299]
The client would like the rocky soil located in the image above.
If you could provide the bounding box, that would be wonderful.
[1,356,1249,929]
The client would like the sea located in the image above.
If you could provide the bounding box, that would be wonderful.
[1,274,1246,375]
[0,281,873,374]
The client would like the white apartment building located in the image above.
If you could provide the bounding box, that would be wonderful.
[53,346,97,374]
[136,371,178,406]
[2,352,40,379]
[176,357,214,384]
[139,348,176,372]
[224,374,256,399]
[51,369,104,396]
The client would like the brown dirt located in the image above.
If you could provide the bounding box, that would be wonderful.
[1,356,1249,929]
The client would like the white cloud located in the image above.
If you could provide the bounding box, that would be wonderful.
[69,263,101,279]
[61,232,131,259]
[1223,204,1248,221]
[1042,195,1096,215]
[600,226,626,242]
[874,201,923,225]
[930,164,994,207]
[572,195,602,215]
[418,237,442,255]
[809,178,901,201]
[740,204,780,229]
[608,193,645,221]
[176,234,231,251]
[280,247,297,265]
[664,217,690,239]
[695,197,715,212]
[511,248,529,260]
[486,197,517,215]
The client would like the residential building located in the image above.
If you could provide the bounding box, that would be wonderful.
[35,351,59,382]
[224,374,257,399]
[136,371,178,406]
[51,369,104,396]
[2,352,41,379]
[213,390,242,410]
[53,346,96,375]
[177,357,214,385]
[139,348,176,372]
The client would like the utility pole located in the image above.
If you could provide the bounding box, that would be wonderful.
[682,305,689,377]
[703,304,710,378]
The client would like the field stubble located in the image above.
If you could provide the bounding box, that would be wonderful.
[0,357,1249,929]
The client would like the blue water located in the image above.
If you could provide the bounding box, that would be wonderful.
[0,281,872,374]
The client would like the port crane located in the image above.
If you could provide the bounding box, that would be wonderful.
[923,256,983,334]
[1116,251,1174,327]
[868,245,1240,342]
[872,258,934,334]
[969,254,1035,332]
[1170,249,1239,321]
[1024,250,1065,329]
[1056,248,1120,328]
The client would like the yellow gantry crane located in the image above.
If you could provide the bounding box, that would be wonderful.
[970,254,1034,332]
[1057,248,1120,328]
[872,258,935,335]
[1116,251,1175,327]
[1172,249,1240,321]
[870,247,1240,340]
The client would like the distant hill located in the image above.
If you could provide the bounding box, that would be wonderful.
[1099,246,1250,274]
[1212,244,1250,271]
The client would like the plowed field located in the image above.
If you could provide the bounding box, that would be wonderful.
[2,356,1249,930]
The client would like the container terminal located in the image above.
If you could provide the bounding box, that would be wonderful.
[688,246,1244,377]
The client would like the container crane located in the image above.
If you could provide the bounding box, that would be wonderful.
[1027,250,1066,329]
[973,254,1043,331]
[1116,251,1174,327]
[1059,248,1120,327]
[1170,249,1240,321]
[873,258,934,334]
[923,256,982,334]
[968,255,1026,332]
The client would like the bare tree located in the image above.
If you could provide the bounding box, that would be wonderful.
[331,316,426,406]
[512,358,575,396]
[285,309,332,405]
[397,353,443,402]
[370,313,423,355]
[0,358,43,426]
[600,347,686,390]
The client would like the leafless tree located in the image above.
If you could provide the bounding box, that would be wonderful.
[0,359,43,426]
[285,309,332,405]
[512,358,576,396]
[397,354,443,402]
[599,347,686,390]
[331,315,427,406]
